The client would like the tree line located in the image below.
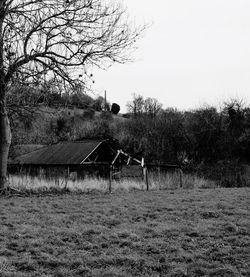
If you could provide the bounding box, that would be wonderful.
[10,91,250,169]
[8,90,250,186]
[122,94,250,166]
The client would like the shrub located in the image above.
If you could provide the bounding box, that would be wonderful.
[82,108,95,120]
[111,103,120,115]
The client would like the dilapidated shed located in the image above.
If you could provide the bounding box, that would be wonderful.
[8,139,143,181]
[12,139,115,165]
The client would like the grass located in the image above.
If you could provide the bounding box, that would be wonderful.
[8,175,145,193]
[148,171,217,190]
[0,187,249,276]
[8,172,218,194]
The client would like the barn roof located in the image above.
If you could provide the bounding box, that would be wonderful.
[11,140,111,165]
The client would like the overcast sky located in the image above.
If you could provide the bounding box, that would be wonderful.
[92,0,250,112]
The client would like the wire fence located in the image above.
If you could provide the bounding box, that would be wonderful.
[7,163,188,192]
[8,161,250,193]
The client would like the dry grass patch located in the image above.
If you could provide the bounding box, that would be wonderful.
[9,171,218,195]
[8,175,145,194]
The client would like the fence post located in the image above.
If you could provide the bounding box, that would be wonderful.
[143,166,149,191]
[109,165,112,193]
[179,168,183,188]
[158,166,161,183]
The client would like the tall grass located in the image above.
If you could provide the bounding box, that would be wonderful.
[8,175,145,193]
[8,171,216,194]
[148,171,217,190]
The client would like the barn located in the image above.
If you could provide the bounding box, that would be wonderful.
[8,139,143,182]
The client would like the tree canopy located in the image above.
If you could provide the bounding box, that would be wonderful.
[2,0,144,87]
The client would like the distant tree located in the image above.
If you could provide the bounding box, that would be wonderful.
[92,96,104,111]
[70,92,94,109]
[126,93,144,116]
[126,94,163,118]
[144,97,162,117]
[111,103,120,115]
[239,107,250,162]
[0,0,145,189]
[224,99,245,138]
[184,106,223,163]
[91,96,111,112]
[119,108,187,164]
[222,99,250,161]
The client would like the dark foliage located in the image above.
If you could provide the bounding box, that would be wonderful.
[111,103,120,114]
[121,99,250,167]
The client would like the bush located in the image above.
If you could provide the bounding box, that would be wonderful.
[82,108,95,120]
[100,111,113,121]
[111,103,120,115]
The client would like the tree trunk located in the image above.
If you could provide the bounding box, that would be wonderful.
[0,2,10,190]
[0,104,11,190]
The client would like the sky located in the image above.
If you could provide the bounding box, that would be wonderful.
[92,0,250,113]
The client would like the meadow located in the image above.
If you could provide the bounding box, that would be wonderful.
[0,186,249,277]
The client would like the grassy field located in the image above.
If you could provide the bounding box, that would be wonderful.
[0,188,249,277]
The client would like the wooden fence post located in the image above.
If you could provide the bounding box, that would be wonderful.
[158,166,161,183]
[143,166,149,191]
[179,168,183,188]
[109,165,112,193]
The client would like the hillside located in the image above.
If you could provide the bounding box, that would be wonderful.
[10,105,126,147]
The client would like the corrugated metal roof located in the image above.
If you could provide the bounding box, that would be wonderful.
[12,140,105,165]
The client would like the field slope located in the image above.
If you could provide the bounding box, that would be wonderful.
[0,188,249,276]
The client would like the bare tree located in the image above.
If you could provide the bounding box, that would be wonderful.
[144,97,162,117]
[0,0,145,189]
[126,93,144,116]
[127,94,162,117]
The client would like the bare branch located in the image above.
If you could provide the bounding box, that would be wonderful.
[0,0,145,88]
